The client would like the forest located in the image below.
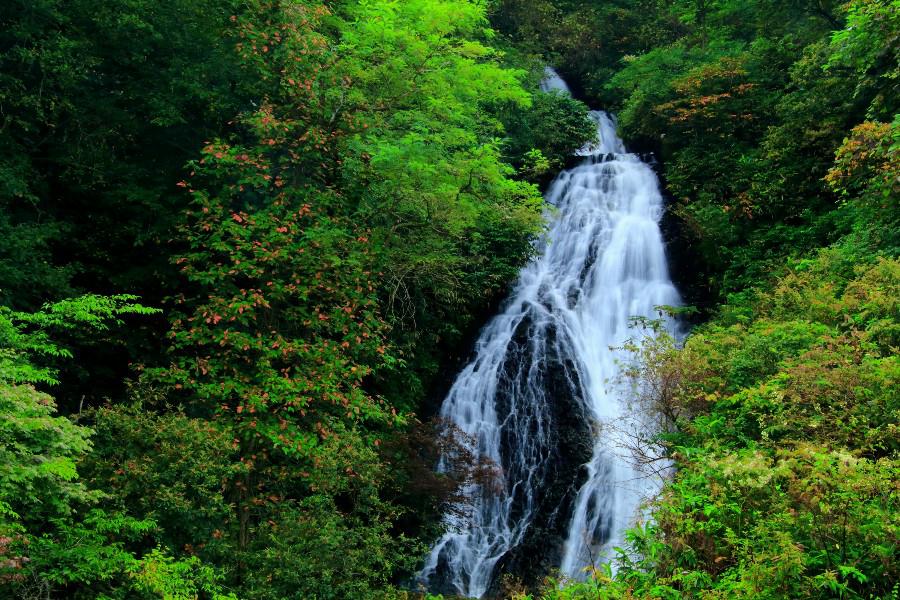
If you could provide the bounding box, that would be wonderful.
[0,0,896,598]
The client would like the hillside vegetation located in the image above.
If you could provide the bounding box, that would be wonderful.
[1,0,897,598]
[496,0,898,597]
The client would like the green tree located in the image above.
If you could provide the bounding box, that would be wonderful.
[0,296,234,598]
[157,0,546,595]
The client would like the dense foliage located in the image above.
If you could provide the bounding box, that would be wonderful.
[494,0,898,598]
[1,0,896,598]
[0,0,592,598]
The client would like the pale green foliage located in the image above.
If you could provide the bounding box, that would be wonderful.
[336,0,546,332]
[0,294,231,598]
[27,510,157,587]
[129,547,238,600]
[521,148,552,178]
[0,383,93,523]
[0,294,159,386]
[0,295,157,526]
[24,511,236,598]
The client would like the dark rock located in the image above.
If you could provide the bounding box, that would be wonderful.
[485,315,595,595]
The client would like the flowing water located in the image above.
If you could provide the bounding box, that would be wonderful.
[418,69,680,598]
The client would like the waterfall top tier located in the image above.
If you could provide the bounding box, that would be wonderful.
[580,110,627,156]
[539,66,572,94]
[539,67,625,156]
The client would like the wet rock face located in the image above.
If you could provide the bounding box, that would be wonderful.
[488,317,595,594]
[418,104,681,596]
[419,313,595,598]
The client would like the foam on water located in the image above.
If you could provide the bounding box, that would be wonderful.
[418,69,680,597]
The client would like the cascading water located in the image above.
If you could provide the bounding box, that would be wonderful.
[418,69,680,598]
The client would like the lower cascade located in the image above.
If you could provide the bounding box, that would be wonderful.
[418,70,681,598]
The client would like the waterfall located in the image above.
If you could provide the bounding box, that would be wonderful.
[539,66,572,94]
[418,69,680,598]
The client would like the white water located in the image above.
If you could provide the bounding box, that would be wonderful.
[418,70,680,597]
[539,66,572,94]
